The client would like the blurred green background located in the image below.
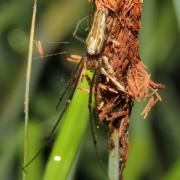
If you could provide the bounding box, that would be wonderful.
[0,0,180,180]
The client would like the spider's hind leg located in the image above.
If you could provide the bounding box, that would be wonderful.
[73,16,88,44]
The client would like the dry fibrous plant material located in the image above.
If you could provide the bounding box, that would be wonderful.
[68,0,165,179]
[94,0,165,178]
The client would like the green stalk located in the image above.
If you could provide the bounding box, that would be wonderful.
[23,1,37,180]
[108,129,119,180]
[43,71,90,180]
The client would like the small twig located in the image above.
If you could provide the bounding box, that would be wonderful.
[23,0,37,180]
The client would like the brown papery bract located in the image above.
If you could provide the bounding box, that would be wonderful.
[94,0,165,178]
[67,0,165,179]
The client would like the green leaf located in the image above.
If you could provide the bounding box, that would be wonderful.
[43,72,90,180]
[26,121,43,180]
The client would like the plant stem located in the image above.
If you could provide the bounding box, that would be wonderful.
[23,1,37,180]
[108,129,119,180]
[43,72,90,180]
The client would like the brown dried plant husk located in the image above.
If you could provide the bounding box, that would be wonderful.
[68,0,165,179]
[94,0,165,179]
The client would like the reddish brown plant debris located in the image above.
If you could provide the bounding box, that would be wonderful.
[34,40,44,59]
[68,0,164,179]
[118,117,129,179]
[93,0,165,122]
[94,0,165,178]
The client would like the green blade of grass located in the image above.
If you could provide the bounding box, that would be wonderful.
[108,129,119,180]
[43,72,90,180]
[23,1,37,180]
[25,121,43,180]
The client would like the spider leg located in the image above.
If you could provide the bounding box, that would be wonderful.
[88,71,110,180]
[56,60,83,110]
[22,61,84,171]
[73,16,88,44]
